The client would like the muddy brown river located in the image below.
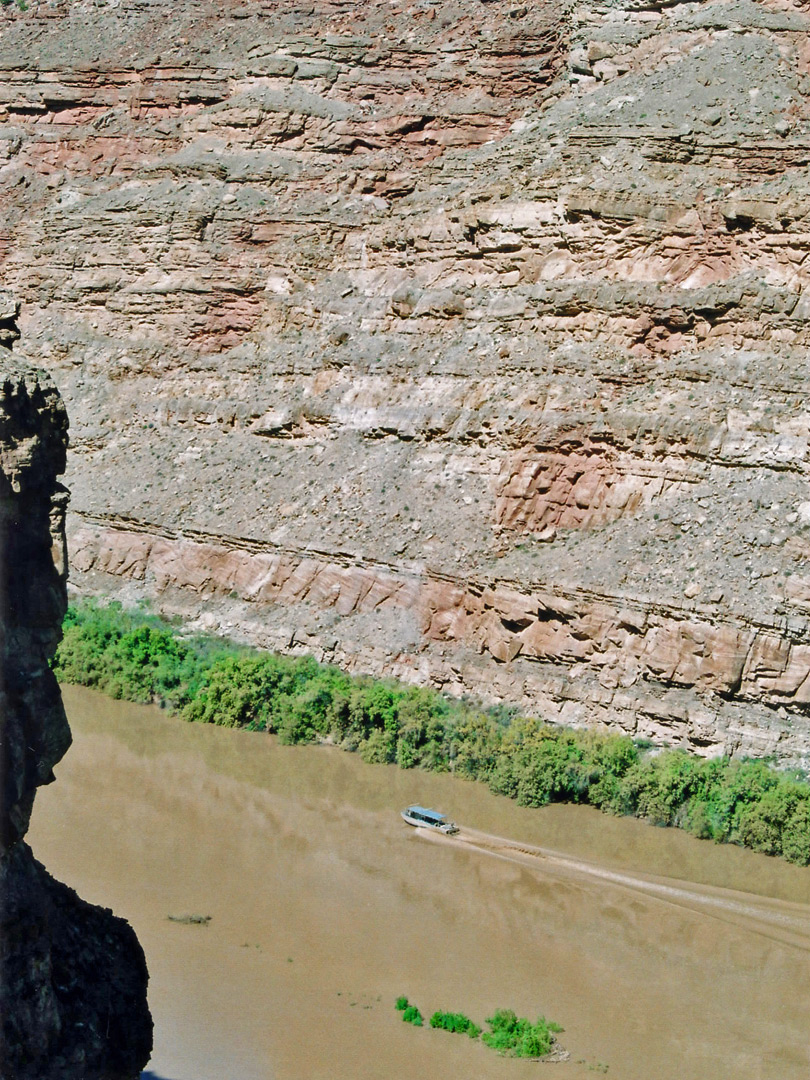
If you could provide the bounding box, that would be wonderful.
[27,686,810,1080]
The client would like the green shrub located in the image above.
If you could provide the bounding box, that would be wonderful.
[402,1005,423,1026]
[395,996,409,1012]
[53,600,229,708]
[781,800,810,865]
[618,750,704,826]
[359,728,395,764]
[429,1011,481,1038]
[451,711,501,781]
[481,1009,563,1058]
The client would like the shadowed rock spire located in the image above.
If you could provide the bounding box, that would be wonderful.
[0,341,152,1080]
[0,358,70,851]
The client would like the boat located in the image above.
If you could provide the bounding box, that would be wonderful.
[401,805,459,834]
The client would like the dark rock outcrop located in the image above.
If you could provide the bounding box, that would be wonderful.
[0,349,151,1079]
[0,352,70,852]
[0,843,152,1080]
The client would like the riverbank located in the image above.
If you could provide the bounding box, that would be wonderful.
[55,600,810,866]
[29,686,810,1080]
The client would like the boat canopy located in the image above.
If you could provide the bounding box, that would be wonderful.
[406,805,448,822]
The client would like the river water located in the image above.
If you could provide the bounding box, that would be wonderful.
[27,686,810,1080]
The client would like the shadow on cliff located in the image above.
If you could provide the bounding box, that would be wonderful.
[141,1072,182,1079]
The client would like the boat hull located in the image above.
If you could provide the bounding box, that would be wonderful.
[401,807,459,834]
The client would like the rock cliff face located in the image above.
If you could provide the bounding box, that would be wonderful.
[0,347,151,1079]
[4,0,810,765]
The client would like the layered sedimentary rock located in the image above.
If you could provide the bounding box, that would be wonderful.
[4,0,810,764]
[0,350,151,1079]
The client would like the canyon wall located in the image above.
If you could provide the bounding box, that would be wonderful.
[0,346,151,1079]
[4,0,810,764]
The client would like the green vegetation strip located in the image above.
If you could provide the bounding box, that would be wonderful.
[55,600,810,866]
[395,998,561,1058]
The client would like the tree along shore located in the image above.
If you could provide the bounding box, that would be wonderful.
[55,600,810,867]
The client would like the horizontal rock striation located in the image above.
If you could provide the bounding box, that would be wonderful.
[5,0,810,763]
[0,354,151,1080]
[73,513,810,767]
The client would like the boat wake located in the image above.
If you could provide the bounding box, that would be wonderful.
[417,824,810,953]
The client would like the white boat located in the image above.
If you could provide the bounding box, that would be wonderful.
[401,805,459,834]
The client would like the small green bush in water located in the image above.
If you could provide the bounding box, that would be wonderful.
[398,998,560,1057]
[395,996,423,1025]
[481,1009,563,1058]
[429,1011,481,1039]
[402,1005,423,1027]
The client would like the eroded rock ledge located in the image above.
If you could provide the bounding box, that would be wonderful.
[0,356,151,1080]
[72,510,810,771]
